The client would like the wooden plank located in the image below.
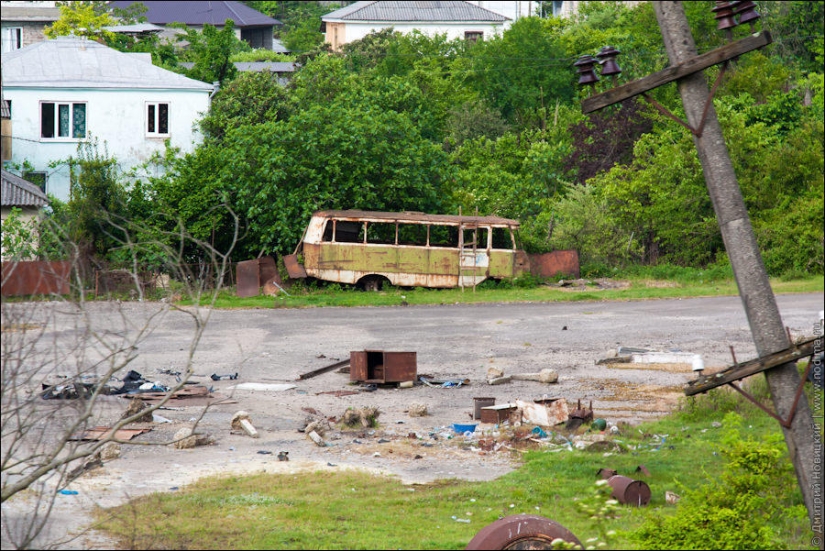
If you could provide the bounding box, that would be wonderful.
[684,336,817,396]
[298,358,350,380]
[582,31,772,113]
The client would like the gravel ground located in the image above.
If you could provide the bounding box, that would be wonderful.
[2,292,821,549]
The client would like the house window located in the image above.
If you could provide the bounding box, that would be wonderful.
[2,27,22,53]
[146,102,169,136]
[465,31,483,43]
[40,102,86,139]
[550,1,565,16]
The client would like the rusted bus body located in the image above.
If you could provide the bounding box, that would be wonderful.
[286,210,530,289]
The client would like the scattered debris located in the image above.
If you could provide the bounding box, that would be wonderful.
[585,441,627,454]
[69,426,151,442]
[397,381,414,388]
[407,402,428,417]
[517,398,569,427]
[121,398,154,423]
[566,400,594,430]
[231,411,260,438]
[487,367,505,379]
[486,375,511,386]
[341,406,380,428]
[607,475,651,506]
[473,397,496,420]
[58,489,79,496]
[278,451,289,461]
[315,390,359,397]
[257,450,272,455]
[228,383,296,392]
[307,431,326,446]
[304,419,331,436]
[298,358,350,380]
[511,369,559,384]
[172,427,214,449]
[665,490,681,504]
[480,403,518,424]
[635,464,651,477]
[597,468,618,479]
[420,375,469,388]
[211,372,239,381]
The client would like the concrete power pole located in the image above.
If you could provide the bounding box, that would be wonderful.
[653,1,819,526]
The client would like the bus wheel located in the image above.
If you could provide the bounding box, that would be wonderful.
[359,275,386,292]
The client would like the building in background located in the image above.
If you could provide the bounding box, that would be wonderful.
[3,36,213,201]
[108,1,284,50]
[322,1,510,51]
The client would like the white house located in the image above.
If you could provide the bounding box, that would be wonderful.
[322,1,511,51]
[2,35,214,201]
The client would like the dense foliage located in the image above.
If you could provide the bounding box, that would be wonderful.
[29,1,824,277]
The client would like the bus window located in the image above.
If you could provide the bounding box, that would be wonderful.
[429,225,459,248]
[492,227,513,249]
[323,220,334,242]
[366,222,396,244]
[398,223,428,246]
[462,227,488,249]
[335,220,362,243]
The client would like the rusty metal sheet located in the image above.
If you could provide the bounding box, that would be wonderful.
[528,250,580,279]
[236,258,260,297]
[258,255,280,285]
[283,254,307,279]
[1,261,71,297]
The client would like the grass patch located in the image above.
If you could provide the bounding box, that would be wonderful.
[95,379,820,550]
[180,276,823,310]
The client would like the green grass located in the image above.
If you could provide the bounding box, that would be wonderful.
[95,378,820,550]
[181,275,823,310]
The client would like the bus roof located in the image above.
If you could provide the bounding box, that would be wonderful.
[312,210,520,228]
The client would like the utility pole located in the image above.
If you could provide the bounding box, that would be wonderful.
[577,1,819,527]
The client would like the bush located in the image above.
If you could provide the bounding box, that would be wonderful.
[632,412,800,550]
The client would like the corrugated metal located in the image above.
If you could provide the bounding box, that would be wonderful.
[3,37,213,91]
[108,1,282,27]
[1,170,48,208]
[325,1,509,22]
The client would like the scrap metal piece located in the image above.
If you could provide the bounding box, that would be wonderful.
[466,515,583,550]
[607,475,651,506]
[299,358,350,380]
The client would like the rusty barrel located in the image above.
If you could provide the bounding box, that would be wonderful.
[607,475,651,506]
[473,397,495,420]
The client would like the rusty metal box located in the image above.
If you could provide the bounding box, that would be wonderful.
[350,350,417,384]
[480,404,517,424]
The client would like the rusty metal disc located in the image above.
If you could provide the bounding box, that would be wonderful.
[465,514,582,550]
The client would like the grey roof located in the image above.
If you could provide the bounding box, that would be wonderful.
[2,36,214,91]
[108,1,282,27]
[272,38,289,54]
[0,6,61,22]
[179,61,296,73]
[103,22,166,34]
[323,1,510,22]
[1,170,48,208]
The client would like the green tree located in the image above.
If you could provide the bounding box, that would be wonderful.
[199,70,290,141]
[466,17,575,128]
[45,1,115,41]
[180,20,247,85]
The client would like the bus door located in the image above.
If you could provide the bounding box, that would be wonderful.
[459,224,489,287]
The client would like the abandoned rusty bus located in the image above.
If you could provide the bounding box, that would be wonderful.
[284,210,531,290]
